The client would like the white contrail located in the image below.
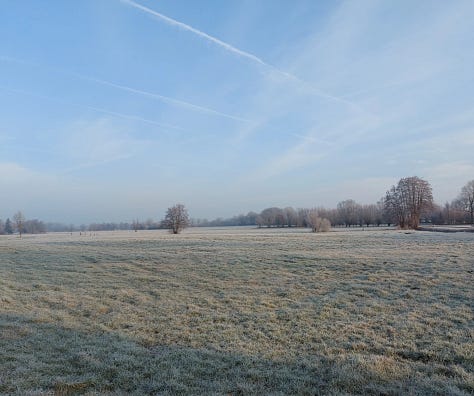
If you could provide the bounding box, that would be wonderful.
[0,55,250,123]
[120,0,266,66]
[0,86,184,131]
[120,0,367,111]
[77,74,251,123]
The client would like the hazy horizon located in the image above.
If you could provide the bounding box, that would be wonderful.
[1,0,473,224]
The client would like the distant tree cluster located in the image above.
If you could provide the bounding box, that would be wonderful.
[251,204,385,230]
[381,178,474,227]
[382,177,474,228]
[0,211,46,236]
[192,178,473,231]
[191,212,259,227]
[89,221,151,232]
[194,204,387,230]
[268,178,470,230]
[0,218,13,235]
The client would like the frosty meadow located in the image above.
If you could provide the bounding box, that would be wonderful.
[1,227,473,394]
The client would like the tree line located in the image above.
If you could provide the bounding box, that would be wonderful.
[1,178,473,235]
[193,202,386,229]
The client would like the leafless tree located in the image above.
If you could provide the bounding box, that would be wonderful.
[163,204,190,234]
[337,199,360,227]
[360,204,379,227]
[454,180,474,224]
[13,211,25,238]
[427,203,444,225]
[375,200,387,226]
[450,199,469,224]
[443,202,453,225]
[306,209,331,232]
[284,207,298,227]
[296,208,309,227]
[23,219,46,234]
[132,219,140,232]
[258,207,282,227]
[384,176,433,229]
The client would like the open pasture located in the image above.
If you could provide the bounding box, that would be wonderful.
[0,227,473,395]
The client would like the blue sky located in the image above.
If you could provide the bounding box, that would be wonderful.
[1,0,473,223]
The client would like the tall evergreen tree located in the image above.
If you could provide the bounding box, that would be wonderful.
[5,218,13,234]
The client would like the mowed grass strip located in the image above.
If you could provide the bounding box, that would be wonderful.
[1,228,473,395]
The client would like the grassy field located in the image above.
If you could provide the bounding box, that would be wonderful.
[0,227,473,395]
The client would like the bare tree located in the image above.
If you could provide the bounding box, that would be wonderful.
[306,209,331,232]
[337,200,360,227]
[454,180,474,224]
[284,207,298,227]
[163,204,190,234]
[443,202,453,225]
[258,207,282,227]
[132,219,140,232]
[23,219,46,234]
[451,199,469,224]
[274,209,286,227]
[296,208,309,227]
[13,211,25,238]
[360,204,380,227]
[384,176,433,229]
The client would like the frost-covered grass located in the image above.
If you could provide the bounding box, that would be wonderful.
[1,227,473,395]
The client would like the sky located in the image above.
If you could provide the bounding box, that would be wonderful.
[1,0,473,224]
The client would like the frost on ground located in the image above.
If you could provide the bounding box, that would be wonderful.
[0,227,473,395]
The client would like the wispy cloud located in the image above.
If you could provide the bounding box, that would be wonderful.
[290,133,336,147]
[247,141,325,182]
[58,118,146,174]
[0,162,42,183]
[238,0,474,183]
[245,113,380,183]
